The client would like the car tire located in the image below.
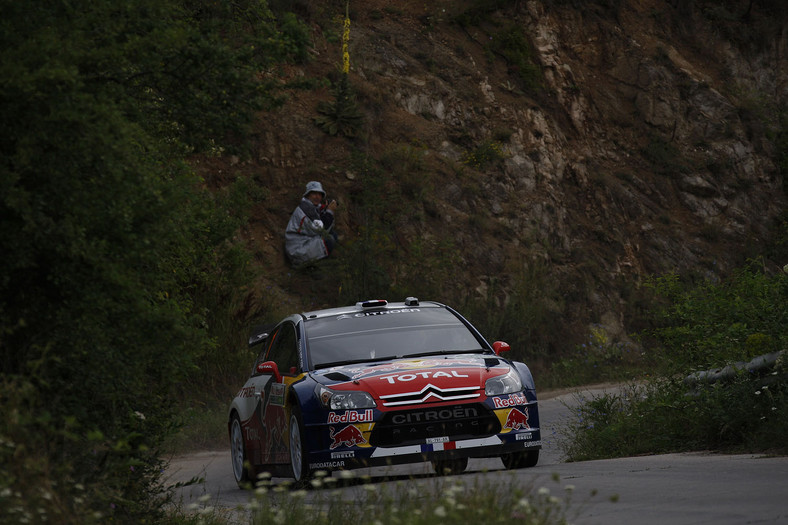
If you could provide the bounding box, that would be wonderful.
[432,457,468,476]
[230,414,255,487]
[289,405,311,483]
[501,449,539,470]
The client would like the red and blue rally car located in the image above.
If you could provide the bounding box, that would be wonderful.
[228,298,541,485]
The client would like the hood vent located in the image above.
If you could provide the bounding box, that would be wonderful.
[324,371,352,382]
[484,357,501,368]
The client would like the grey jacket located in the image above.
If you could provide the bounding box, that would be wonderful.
[285,198,334,266]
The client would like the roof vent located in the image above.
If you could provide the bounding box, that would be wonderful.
[404,297,419,306]
[356,299,388,308]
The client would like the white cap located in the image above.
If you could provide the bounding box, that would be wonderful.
[303,181,326,198]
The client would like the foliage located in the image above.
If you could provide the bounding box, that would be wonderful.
[777,112,788,194]
[562,370,788,461]
[460,261,565,366]
[487,24,542,93]
[379,143,431,198]
[549,325,644,387]
[335,150,464,304]
[462,140,508,169]
[242,471,583,525]
[334,153,397,302]
[315,8,362,138]
[0,0,303,521]
[315,75,364,137]
[643,262,788,373]
[562,260,788,461]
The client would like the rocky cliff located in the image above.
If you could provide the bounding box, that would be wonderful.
[207,0,787,353]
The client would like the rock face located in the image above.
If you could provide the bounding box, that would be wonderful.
[227,1,787,350]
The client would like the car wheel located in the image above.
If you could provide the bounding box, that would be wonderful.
[501,449,539,470]
[432,457,468,476]
[230,414,254,487]
[289,406,311,483]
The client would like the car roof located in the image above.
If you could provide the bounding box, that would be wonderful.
[300,298,443,320]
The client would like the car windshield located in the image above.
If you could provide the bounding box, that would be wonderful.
[305,307,484,369]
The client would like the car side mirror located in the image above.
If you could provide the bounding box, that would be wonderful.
[256,361,282,382]
[492,341,511,356]
[248,323,275,347]
[248,331,269,347]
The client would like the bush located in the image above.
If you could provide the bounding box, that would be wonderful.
[644,262,788,373]
[562,370,788,461]
[0,0,301,520]
[562,259,788,461]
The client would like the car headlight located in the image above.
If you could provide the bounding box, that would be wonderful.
[315,385,376,410]
[485,368,523,396]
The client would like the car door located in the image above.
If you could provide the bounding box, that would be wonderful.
[255,321,300,464]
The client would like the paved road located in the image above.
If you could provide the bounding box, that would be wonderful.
[167,385,788,524]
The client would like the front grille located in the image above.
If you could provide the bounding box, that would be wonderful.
[379,384,481,407]
[370,403,500,447]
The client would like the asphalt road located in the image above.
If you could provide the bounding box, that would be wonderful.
[167,385,788,524]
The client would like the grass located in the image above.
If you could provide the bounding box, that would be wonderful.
[544,325,649,388]
[167,261,788,524]
[176,470,593,525]
[559,263,788,460]
[560,366,788,462]
[164,403,229,454]
[461,140,507,169]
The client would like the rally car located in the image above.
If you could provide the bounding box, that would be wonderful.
[228,298,541,486]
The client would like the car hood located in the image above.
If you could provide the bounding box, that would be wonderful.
[312,354,510,407]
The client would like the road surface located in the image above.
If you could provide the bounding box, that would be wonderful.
[166,385,788,524]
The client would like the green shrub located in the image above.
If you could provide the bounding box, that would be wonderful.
[644,262,788,373]
[315,75,364,137]
[562,259,788,460]
[488,24,542,93]
[247,471,582,525]
[562,372,788,461]
[550,325,644,387]
[0,0,299,520]
[462,140,507,169]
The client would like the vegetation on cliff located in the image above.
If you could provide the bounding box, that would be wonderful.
[1,0,786,521]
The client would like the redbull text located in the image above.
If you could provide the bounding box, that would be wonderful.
[492,393,528,408]
[327,409,374,424]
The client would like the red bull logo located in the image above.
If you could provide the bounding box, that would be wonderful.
[329,424,367,449]
[504,407,530,430]
[327,409,374,424]
[493,393,527,408]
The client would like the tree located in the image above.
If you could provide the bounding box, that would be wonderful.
[0,0,307,520]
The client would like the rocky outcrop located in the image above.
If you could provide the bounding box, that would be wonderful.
[234,0,786,350]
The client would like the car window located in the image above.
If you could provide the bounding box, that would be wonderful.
[305,307,483,368]
[266,322,300,375]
